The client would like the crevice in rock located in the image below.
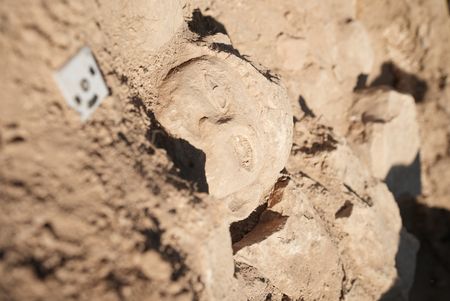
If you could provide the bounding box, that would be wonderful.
[230,176,290,254]
[267,175,290,208]
[293,170,328,192]
[130,95,209,193]
[343,183,373,207]
[230,202,268,245]
[231,210,288,254]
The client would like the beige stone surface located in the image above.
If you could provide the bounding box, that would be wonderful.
[195,0,374,134]
[234,181,343,300]
[155,41,293,220]
[1,0,449,301]
[347,90,420,179]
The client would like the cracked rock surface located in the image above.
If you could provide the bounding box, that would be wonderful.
[1,0,449,301]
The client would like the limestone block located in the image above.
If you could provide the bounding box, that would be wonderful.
[337,182,402,301]
[233,181,343,300]
[155,41,293,220]
[348,90,420,181]
[197,222,244,301]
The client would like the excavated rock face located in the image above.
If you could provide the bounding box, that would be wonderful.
[349,90,420,179]
[156,49,293,220]
[1,0,449,301]
[195,0,375,135]
[233,180,343,301]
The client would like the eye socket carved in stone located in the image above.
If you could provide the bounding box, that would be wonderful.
[203,73,230,112]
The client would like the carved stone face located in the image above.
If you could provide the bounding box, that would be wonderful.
[157,54,292,218]
[158,58,261,197]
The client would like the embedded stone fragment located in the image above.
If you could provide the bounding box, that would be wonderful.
[347,90,420,197]
[233,181,343,300]
[155,43,293,220]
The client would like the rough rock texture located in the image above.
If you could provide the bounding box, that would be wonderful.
[155,40,293,220]
[234,180,343,301]
[1,0,449,301]
[194,0,375,135]
[347,90,420,190]
[288,124,412,301]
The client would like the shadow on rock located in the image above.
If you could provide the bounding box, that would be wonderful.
[130,95,209,193]
[380,154,450,300]
[381,198,450,301]
[385,153,422,200]
[354,61,428,102]
[188,8,228,38]
[152,133,209,194]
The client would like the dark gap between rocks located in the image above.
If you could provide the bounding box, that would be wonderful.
[230,202,268,245]
[232,210,288,254]
[230,176,290,254]
[130,95,209,193]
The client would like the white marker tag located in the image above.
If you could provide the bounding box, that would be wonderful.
[54,47,109,121]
